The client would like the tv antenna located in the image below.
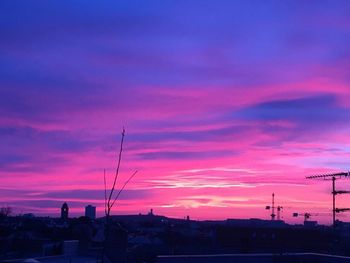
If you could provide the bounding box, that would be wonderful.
[306,171,350,227]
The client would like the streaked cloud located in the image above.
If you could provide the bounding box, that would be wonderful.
[1,1,350,223]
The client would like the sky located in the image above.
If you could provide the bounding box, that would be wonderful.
[1,0,350,224]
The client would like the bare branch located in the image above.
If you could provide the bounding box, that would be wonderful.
[111,170,138,208]
[102,128,137,263]
[107,127,125,208]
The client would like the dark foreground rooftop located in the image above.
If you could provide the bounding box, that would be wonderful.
[157,253,350,263]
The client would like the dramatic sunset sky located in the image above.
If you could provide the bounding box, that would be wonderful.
[1,1,350,224]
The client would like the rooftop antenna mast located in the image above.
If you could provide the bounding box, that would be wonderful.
[306,171,350,227]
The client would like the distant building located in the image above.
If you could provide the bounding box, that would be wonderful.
[226,218,287,228]
[22,213,35,218]
[85,205,96,220]
[304,220,318,228]
[61,202,69,220]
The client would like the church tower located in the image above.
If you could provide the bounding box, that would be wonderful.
[61,202,69,220]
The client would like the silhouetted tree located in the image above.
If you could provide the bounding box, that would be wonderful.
[103,128,137,262]
[0,206,12,217]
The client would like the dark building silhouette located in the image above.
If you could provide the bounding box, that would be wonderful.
[61,202,69,220]
[85,205,96,220]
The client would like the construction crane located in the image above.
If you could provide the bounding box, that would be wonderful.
[293,212,312,222]
[265,193,283,220]
[293,211,346,223]
[306,171,350,227]
[277,206,283,221]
